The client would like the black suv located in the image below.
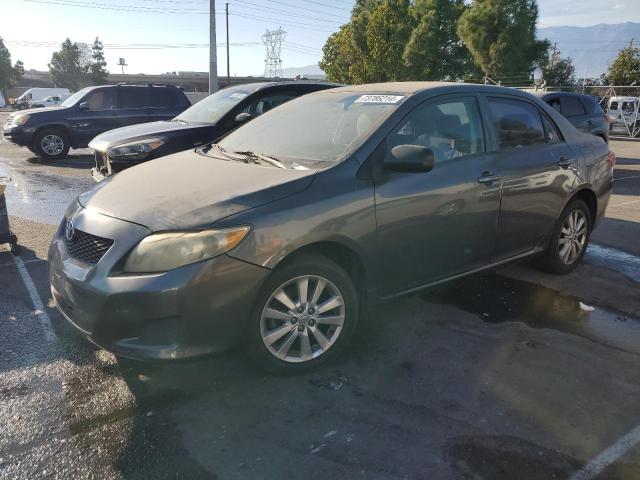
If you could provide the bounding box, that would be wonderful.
[88,81,338,181]
[2,84,190,159]
[535,92,608,142]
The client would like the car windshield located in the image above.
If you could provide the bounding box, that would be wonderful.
[176,86,257,124]
[622,101,636,113]
[217,91,404,164]
[61,88,91,107]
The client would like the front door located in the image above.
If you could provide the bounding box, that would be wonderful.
[70,88,120,146]
[373,95,501,296]
[485,95,579,259]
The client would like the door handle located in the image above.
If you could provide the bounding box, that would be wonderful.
[477,171,501,184]
[557,156,574,168]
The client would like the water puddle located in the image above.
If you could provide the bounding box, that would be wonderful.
[585,243,640,284]
[422,273,640,355]
[0,165,94,225]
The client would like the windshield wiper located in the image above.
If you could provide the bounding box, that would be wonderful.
[233,150,286,169]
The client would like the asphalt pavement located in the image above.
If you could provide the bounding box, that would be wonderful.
[1,112,640,480]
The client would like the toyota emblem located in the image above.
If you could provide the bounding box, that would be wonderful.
[65,219,75,241]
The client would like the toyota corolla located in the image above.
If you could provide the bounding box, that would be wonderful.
[49,82,613,373]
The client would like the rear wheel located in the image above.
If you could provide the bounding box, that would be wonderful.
[537,199,591,274]
[248,254,359,374]
[33,128,70,160]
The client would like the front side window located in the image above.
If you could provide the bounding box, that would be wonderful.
[176,85,261,124]
[149,87,178,108]
[488,97,546,150]
[561,96,586,117]
[84,89,117,111]
[609,101,618,111]
[240,92,296,116]
[387,96,485,164]
[622,101,636,113]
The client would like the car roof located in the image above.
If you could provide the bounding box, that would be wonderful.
[228,80,341,91]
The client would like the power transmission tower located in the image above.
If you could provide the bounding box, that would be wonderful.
[262,28,286,78]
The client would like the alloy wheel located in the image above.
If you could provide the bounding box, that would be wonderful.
[41,134,64,156]
[558,209,588,265]
[260,275,345,363]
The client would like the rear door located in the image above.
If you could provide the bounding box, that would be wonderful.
[373,94,501,295]
[486,95,579,260]
[560,95,589,132]
[116,86,152,128]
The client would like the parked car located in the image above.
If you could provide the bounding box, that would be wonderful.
[606,96,639,131]
[50,82,613,373]
[30,94,69,109]
[536,92,609,142]
[13,88,71,110]
[3,84,190,159]
[88,81,338,181]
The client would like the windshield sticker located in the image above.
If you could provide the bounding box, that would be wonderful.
[229,92,248,99]
[355,95,404,104]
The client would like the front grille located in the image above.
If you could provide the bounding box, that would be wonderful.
[64,229,114,266]
[94,151,110,174]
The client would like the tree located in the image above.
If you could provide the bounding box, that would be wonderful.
[48,38,88,91]
[604,46,640,85]
[0,37,24,100]
[540,49,576,86]
[457,0,549,78]
[320,25,363,83]
[403,0,474,81]
[89,37,108,84]
[364,0,414,82]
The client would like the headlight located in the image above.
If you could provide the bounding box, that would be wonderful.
[11,114,29,126]
[107,138,165,161]
[123,226,250,273]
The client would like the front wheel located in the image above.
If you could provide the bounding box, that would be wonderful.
[33,128,70,160]
[248,254,359,374]
[537,199,592,274]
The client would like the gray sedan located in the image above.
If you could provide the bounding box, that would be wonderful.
[49,82,614,373]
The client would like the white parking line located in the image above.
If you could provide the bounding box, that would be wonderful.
[614,173,640,182]
[12,255,56,343]
[569,424,640,480]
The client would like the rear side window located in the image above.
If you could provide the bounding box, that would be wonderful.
[547,97,561,112]
[561,96,586,117]
[149,87,179,108]
[488,97,546,149]
[119,87,148,108]
[542,115,562,144]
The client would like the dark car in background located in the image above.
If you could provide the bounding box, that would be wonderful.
[2,84,190,160]
[536,91,608,142]
[50,82,613,373]
[88,81,338,181]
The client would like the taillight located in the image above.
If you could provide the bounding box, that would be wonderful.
[607,150,616,167]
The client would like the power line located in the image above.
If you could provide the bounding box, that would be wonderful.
[264,0,348,19]
[24,0,209,13]
[229,11,335,31]
[299,0,352,12]
[230,0,342,25]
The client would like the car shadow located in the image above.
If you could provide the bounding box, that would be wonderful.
[25,153,94,169]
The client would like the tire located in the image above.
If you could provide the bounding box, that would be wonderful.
[33,128,70,160]
[537,199,592,274]
[247,253,359,374]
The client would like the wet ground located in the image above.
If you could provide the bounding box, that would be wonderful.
[1,112,640,479]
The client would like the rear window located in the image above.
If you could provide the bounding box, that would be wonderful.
[561,96,586,117]
[149,87,179,108]
[119,87,148,109]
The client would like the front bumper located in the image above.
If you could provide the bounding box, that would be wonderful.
[2,125,34,147]
[48,205,270,360]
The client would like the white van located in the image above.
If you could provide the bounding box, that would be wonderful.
[30,94,69,108]
[607,96,639,129]
[15,88,71,109]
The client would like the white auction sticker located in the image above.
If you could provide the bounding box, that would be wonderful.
[355,95,404,104]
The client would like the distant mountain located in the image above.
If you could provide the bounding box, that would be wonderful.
[280,64,326,80]
[538,22,640,79]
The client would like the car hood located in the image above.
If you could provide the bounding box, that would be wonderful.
[78,150,316,231]
[88,120,211,151]
[20,106,69,117]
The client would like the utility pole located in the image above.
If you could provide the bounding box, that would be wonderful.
[629,38,635,49]
[209,0,218,94]
[226,2,230,87]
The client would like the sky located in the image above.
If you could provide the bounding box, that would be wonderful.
[2,0,640,76]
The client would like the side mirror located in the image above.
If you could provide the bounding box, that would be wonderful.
[384,144,435,173]
[235,112,253,123]
[78,101,89,111]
